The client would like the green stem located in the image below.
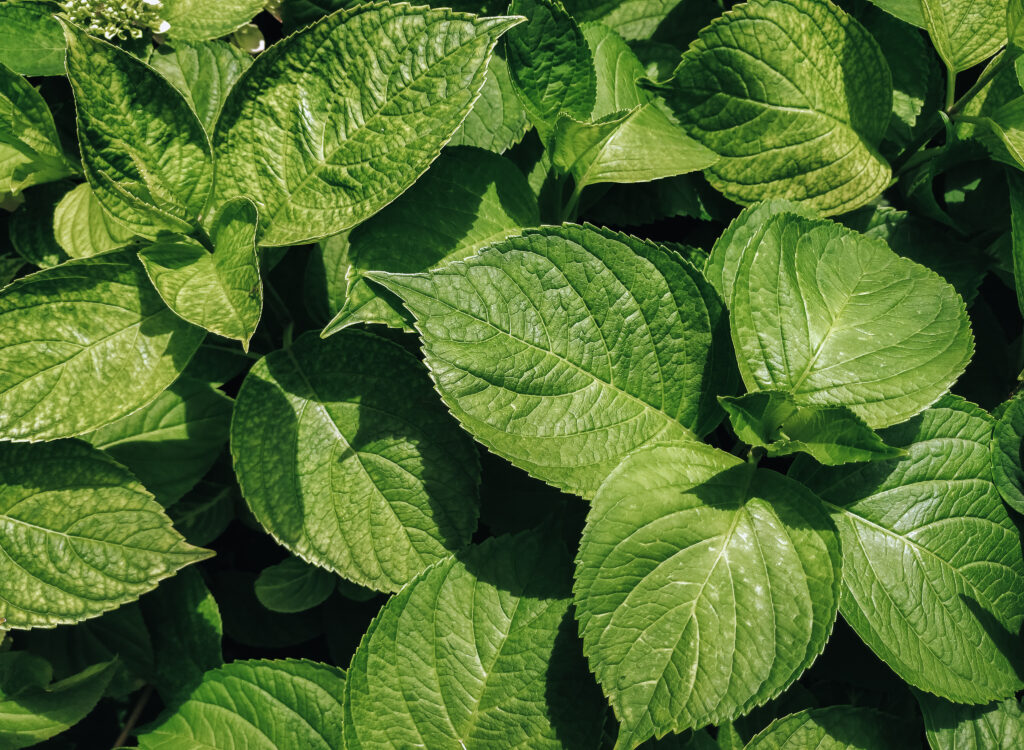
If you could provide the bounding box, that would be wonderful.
[561,180,584,224]
[945,66,957,111]
[112,685,152,748]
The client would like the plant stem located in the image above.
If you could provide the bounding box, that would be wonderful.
[945,66,957,111]
[112,685,153,748]
[561,180,584,224]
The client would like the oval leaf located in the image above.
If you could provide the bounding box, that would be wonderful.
[729,212,973,429]
[231,330,480,593]
[574,442,841,748]
[791,397,1024,703]
[343,530,607,750]
[0,2,66,77]
[917,691,1024,750]
[672,0,893,215]
[746,706,904,750]
[162,0,265,42]
[136,659,345,749]
[53,182,134,259]
[992,391,1024,515]
[0,250,204,441]
[213,4,521,246]
[0,440,211,630]
[254,557,336,614]
[370,224,730,498]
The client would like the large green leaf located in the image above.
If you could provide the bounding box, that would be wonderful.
[231,330,480,592]
[162,0,265,41]
[922,0,1008,73]
[371,224,729,498]
[449,53,530,153]
[719,391,904,465]
[214,4,520,246]
[63,22,213,237]
[575,441,840,749]
[505,0,595,144]
[744,707,903,750]
[0,2,65,77]
[791,397,1024,703]
[136,659,346,749]
[52,182,134,259]
[671,0,893,215]
[83,376,232,506]
[139,197,263,349]
[0,658,117,750]
[992,391,1024,515]
[0,63,73,196]
[343,530,607,749]
[728,212,973,429]
[0,440,211,630]
[323,146,539,336]
[149,40,252,133]
[0,250,204,441]
[917,692,1024,750]
[565,0,687,42]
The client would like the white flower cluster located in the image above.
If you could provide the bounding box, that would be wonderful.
[60,0,170,41]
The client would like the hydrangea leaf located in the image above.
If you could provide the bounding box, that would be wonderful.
[0,250,204,441]
[719,390,905,465]
[254,557,336,614]
[0,440,212,631]
[231,330,480,593]
[0,63,74,196]
[671,0,893,215]
[323,146,538,337]
[0,2,66,77]
[83,376,233,506]
[161,0,265,42]
[149,40,252,133]
[583,22,647,119]
[791,397,1024,703]
[370,224,730,498]
[214,4,521,246]
[52,182,134,259]
[139,197,263,349]
[921,0,1008,73]
[0,658,117,749]
[729,212,973,429]
[505,0,595,145]
[865,0,926,27]
[574,441,841,749]
[136,659,346,750]
[916,691,1024,750]
[8,181,71,268]
[566,0,688,42]
[992,391,1024,515]
[449,53,531,153]
[343,530,607,750]
[745,707,904,750]
[63,22,213,238]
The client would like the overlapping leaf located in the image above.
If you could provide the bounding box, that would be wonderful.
[917,691,1024,750]
[744,706,903,750]
[0,63,73,195]
[161,0,265,42]
[52,182,134,259]
[150,40,252,133]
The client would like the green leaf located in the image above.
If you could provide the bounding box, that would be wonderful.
[574,441,841,749]
[83,376,233,506]
[671,0,893,215]
[139,197,262,349]
[505,0,596,145]
[450,53,531,153]
[917,692,1024,750]
[1008,169,1024,321]
[231,330,480,592]
[254,557,337,614]
[720,391,905,465]
[0,250,204,441]
[0,63,73,195]
[149,40,252,133]
[343,530,607,750]
[745,707,904,750]
[0,659,117,750]
[136,659,346,750]
[63,22,214,238]
[584,22,647,119]
[728,212,974,429]
[791,397,1024,703]
[865,0,926,28]
[0,2,65,77]
[7,180,71,268]
[0,440,212,631]
[161,0,265,41]
[922,0,1008,73]
[52,182,135,259]
[139,568,223,708]
[566,0,687,42]
[168,475,236,547]
[323,146,539,337]
[370,224,729,498]
[992,390,1024,516]
[213,4,521,246]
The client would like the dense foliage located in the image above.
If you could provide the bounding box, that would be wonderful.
[0,0,1023,747]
